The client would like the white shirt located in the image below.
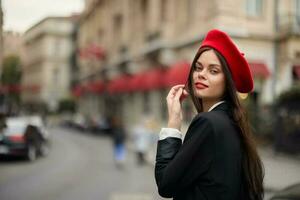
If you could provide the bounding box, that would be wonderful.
[159,101,225,140]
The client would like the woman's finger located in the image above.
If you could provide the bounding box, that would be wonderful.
[174,88,183,101]
[169,85,185,94]
[180,89,189,102]
[172,84,185,89]
[167,85,185,99]
[183,89,189,96]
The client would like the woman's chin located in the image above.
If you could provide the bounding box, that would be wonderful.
[195,92,206,98]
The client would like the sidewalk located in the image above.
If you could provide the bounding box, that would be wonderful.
[145,143,300,193]
[259,145,300,192]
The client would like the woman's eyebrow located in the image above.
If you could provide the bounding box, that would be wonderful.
[196,61,221,68]
[195,61,202,66]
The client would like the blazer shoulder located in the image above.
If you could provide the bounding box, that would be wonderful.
[189,111,232,136]
[191,111,226,125]
[187,113,216,138]
[190,112,212,127]
[184,113,215,143]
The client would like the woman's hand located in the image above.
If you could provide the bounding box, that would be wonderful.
[166,84,189,131]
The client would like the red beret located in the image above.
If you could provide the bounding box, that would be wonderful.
[199,29,253,93]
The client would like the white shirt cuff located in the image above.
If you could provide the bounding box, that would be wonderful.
[159,128,183,140]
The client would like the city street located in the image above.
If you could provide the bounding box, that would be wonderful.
[1,0,300,200]
[0,127,163,200]
[1,125,300,200]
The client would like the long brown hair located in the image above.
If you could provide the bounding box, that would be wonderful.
[187,47,264,200]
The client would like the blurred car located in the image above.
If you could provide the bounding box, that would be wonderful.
[88,115,112,135]
[71,113,89,131]
[0,116,50,161]
[60,112,74,127]
[270,183,300,200]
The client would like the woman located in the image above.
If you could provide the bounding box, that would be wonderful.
[155,29,264,200]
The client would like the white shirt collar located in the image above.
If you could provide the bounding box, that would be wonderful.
[208,101,225,112]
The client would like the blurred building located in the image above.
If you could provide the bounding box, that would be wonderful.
[22,16,78,112]
[2,31,25,59]
[74,0,300,127]
[0,0,3,75]
[276,0,300,93]
[0,0,3,113]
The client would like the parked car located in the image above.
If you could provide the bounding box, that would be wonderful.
[270,183,300,200]
[71,113,89,131]
[88,115,112,135]
[0,116,50,161]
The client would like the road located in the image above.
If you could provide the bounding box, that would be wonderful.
[1,125,291,200]
[0,127,164,200]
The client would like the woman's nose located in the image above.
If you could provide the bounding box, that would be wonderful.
[197,69,207,79]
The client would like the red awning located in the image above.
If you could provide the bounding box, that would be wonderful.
[127,68,167,92]
[249,62,271,79]
[0,84,37,94]
[0,85,8,93]
[24,85,40,93]
[127,73,146,92]
[164,61,191,87]
[107,75,131,94]
[72,85,84,97]
[293,65,300,79]
[86,80,105,94]
[78,44,106,60]
[107,61,190,94]
[143,68,167,91]
[8,84,21,93]
[88,44,106,59]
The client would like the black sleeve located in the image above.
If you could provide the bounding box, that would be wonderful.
[155,116,215,198]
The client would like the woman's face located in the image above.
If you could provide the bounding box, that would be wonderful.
[192,49,226,102]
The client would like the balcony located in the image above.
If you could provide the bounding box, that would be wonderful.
[278,14,300,36]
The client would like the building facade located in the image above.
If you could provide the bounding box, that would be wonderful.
[23,16,78,112]
[75,0,300,129]
[2,31,25,59]
[0,0,3,75]
[276,0,300,94]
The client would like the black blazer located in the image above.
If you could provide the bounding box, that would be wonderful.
[155,102,247,200]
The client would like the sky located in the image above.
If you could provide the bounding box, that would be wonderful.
[2,0,84,33]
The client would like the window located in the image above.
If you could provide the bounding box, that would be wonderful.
[53,39,60,56]
[246,0,262,17]
[187,0,194,25]
[161,0,167,23]
[296,0,300,25]
[113,15,122,36]
[141,0,149,34]
[113,14,123,51]
[53,68,59,84]
[141,0,148,23]
[143,92,150,114]
[98,28,104,42]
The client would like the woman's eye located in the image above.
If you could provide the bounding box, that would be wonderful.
[195,64,202,71]
[210,70,218,74]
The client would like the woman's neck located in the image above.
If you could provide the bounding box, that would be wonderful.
[202,99,222,112]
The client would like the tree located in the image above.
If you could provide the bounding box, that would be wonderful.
[0,55,22,115]
[1,55,22,85]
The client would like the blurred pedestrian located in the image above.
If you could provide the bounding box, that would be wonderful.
[155,29,264,200]
[0,113,7,131]
[132,114,157,165]
[109,115,127,168]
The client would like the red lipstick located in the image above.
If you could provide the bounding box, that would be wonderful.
[195,82,208,89]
